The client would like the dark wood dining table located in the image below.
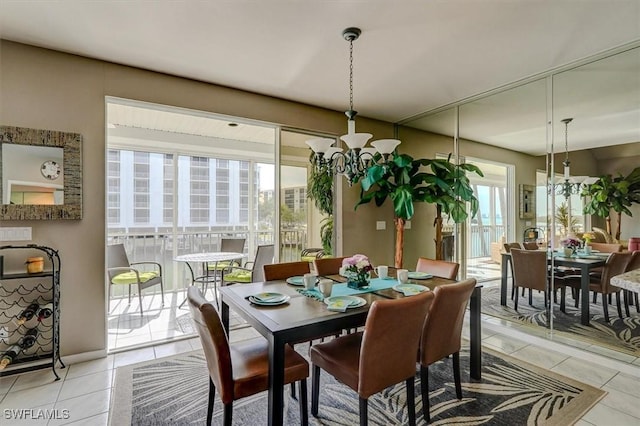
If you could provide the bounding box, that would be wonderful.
[219,275,482,426]
[501,251,606,325]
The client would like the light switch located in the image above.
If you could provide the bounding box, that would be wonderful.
[404,220,411,229]
[376,221,386,230]
[0,227,32,241]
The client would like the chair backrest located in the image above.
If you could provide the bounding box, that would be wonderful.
[313,257,346,276]
[106,244,131,280]
[601,252,633,291]
[522,242,539,250]
[589,242,622,253]
[251,245,275,282]
[420,278,477,366]
[263,261,310,281]
[503,242,522,253]
[592,227,616,244]
[510,248,547,292]
[358,291,434,398]
[187,286,234,404]
[415,257,459,280]
[626,251,640,272]
[221,238,246,253]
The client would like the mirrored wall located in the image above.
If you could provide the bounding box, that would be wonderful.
[400,44,640,362]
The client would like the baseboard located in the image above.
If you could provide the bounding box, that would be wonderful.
[61,349,108,365]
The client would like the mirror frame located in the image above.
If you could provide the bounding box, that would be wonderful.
[0,125,82,220]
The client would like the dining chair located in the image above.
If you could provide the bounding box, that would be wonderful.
[187,286,309,426]
[415,257,459,280]
[263,261,311,281]
[222,244,274,285]
[419,278,476,423]
[522,241,539,250]
[510,248,551,311]
[310,291,434,426]
[313,257,346,276]
[106,243,164,315]
[623,251,640,314]
[565,251,632,322]
[588,242,623,253]
[503,242,523,299]
[207,238,246,273]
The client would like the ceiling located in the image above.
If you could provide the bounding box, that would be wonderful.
[1,0,639,154]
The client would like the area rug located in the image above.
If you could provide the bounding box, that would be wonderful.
[482,284,640,357]
[110,344,604,425]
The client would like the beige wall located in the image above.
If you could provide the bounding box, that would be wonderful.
[0,40,395,357]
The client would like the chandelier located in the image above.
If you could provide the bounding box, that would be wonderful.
[552,118,598,199]
[306,27,401,185]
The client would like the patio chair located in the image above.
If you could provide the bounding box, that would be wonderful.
[222,244,274,284]
[107,243,164,315]
[207,238,246,273]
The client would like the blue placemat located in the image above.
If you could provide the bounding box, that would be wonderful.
[330,277,397,297]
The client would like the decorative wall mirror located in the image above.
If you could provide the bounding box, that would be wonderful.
[0,125,82,220]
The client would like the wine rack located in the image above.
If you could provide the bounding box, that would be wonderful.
[0,244,64,380]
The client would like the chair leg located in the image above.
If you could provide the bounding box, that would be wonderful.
[514,286,519,311]
[560,287,566,313]
[406,377,416,426]
[160,279,165,307]
[290,381,297,400]
[593,292,597,303]
[635,293,640,313]
[299,379,309,426]
[311,365,320,417]
[528,288,533,306]
[359,397,368,426]
[624,290,631,317]
[207,378,215,426]
[420,364,430,423]
[574,288,580,308]
[223,402,232,426]
[137,283,144,315]
[453,352,462,399]
[128,283,132,304]
[602,295,610,322]
[616,292,623,319]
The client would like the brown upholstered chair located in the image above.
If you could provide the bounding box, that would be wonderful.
[510,248,550,311]
[187,286,309,426]
[565,252,632,322]
[263,261,311,281]
[419,279,476,423]
[522,241,540,250]
[589,242,623,253]
[415,257,460,280]
[503,242,523,299]
[310,291,434,426]
[313,257,347,276]
[623,251,640,314]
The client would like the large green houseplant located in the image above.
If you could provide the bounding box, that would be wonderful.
[307,155,334,254]
[356,153,482,267]
[582,166,640,240]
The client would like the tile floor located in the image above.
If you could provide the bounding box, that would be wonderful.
[3,312,640,424]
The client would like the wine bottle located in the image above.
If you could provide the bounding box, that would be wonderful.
[20,328,38,349]
[37,303,53,321]
[0,345,21,370]
[16,302,39,325]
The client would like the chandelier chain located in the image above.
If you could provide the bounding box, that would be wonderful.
[349,38,354,113]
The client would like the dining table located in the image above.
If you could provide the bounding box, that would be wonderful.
[501,251,607,325]
[219,274,482,426]
[174,251,244,307]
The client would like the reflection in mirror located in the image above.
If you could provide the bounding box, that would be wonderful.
[0,125,82,220]
[2,144,64,205]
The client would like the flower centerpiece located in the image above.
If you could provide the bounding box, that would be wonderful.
[582,232,595,246]
[560,237,582,256]
[342,254,374,289]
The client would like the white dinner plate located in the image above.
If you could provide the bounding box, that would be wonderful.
[323,296,366,309]
[407,271,433,280]
[286,276,304,286]
[248,292,290,306]
[393,284,428,295]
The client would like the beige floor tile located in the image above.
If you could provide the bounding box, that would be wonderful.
[57,370,113,402]
[0,381,63,410]
[509,345,569,369]
[598,387,640,419]
[575,420,595,426]
[603,373,640,399]
[49,389,110,426]
[583,344,638,364]
[65,356,114,380]
[582,402,640,426]
[61,411,109,426]
[112,347,155,368]
[550,358,618,387]
[153,339,194,359]
[10,368,67,392]
[0,374,17,396]
[482,334,529,354]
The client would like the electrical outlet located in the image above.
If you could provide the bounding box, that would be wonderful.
[0,327,8,339]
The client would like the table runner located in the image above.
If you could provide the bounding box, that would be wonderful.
[330,277,398,297]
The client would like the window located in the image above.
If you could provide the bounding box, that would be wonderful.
[107,150,121,224]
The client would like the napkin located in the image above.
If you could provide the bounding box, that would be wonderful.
[252,293,284,303]
[401,289,421,296]
[327,300,348,312]
[296,288,324,301]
